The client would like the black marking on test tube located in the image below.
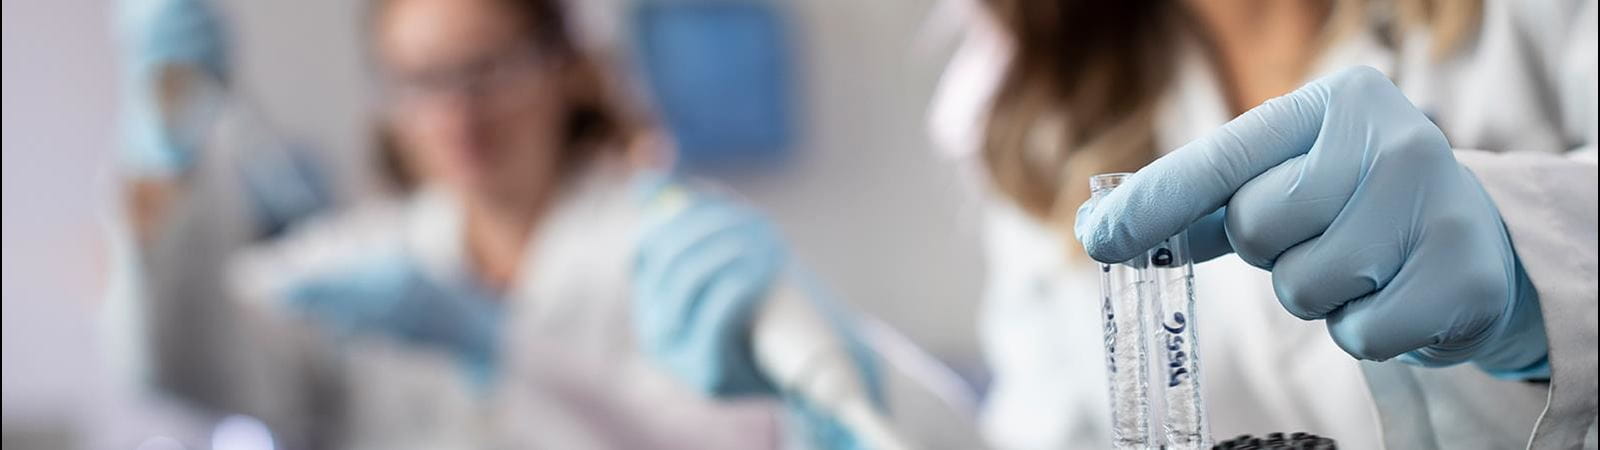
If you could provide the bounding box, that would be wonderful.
[1152,247,1174,266]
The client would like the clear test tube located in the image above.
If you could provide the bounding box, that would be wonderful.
[1089,173,1153,449]
[1145,230,1210,449]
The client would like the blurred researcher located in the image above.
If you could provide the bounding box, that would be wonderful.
[926,0,1595,449]
[108,0,977,447]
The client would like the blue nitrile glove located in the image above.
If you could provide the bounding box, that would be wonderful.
[116,0,232,174]
[285,255,504,387]
[631,172,883,449]
[632,174,786,396]
[118,0,333,233]
[1074,66,1549,379]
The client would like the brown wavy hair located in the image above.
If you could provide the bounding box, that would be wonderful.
[978,0,1482,259]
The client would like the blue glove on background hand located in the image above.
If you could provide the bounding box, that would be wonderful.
[631,173,882,449]
[1075,66,1549,378]
[285,256,504,387]
[117,0,232,175]
[632,174,787,396]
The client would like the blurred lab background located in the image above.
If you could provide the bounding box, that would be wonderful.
[2,0,982,447]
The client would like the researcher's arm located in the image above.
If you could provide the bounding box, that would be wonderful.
[630,176,885,449]
[115,0,329,244]
[1450,0,1598,445]
[104,144,335,447]
[1454,148,1597,447]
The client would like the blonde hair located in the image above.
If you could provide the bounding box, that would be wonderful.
[979,0,1481,260]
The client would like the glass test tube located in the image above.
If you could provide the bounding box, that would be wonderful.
[1146,229,1210,449]
[1090,173,1153,449]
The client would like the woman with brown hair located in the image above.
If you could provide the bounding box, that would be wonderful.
[927,0,1595,448]
[113,0,886,447]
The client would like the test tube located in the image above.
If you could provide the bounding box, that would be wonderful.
[1090,173,1153,449]
[1146,228,1210,449]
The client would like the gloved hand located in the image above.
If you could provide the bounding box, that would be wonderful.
[630,173,883,449]
[285,256,503,386]
[117,0,232,175]
[632,174,787,396]
[117,0,333,234]
[1075,66,1549,378]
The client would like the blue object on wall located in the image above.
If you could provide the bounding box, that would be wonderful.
[632,1,796,168]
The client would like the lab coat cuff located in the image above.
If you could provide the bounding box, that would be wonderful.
[1481,356,1551,381]
[1456,149,1599,448]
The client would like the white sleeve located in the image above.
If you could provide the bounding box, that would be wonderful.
[1452,2,1599,447]
[108,148,335,448]
[1457,149,1598,449]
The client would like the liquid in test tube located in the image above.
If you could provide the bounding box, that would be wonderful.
[1146,230,1210,449]
[1090,173,1153,449]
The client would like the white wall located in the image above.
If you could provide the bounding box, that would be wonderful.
[2,0,120,431]
[723,0,984,362]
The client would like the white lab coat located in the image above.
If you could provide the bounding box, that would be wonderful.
[115,154,786,448]
[928,0,1598,449]
[114,149,989,449]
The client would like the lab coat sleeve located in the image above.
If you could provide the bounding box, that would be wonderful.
[1457,149,1598,449]
[111,143,337,448]
[1457,1,1600,448]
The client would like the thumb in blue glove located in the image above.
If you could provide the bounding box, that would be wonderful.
[1075,66,1548,378]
